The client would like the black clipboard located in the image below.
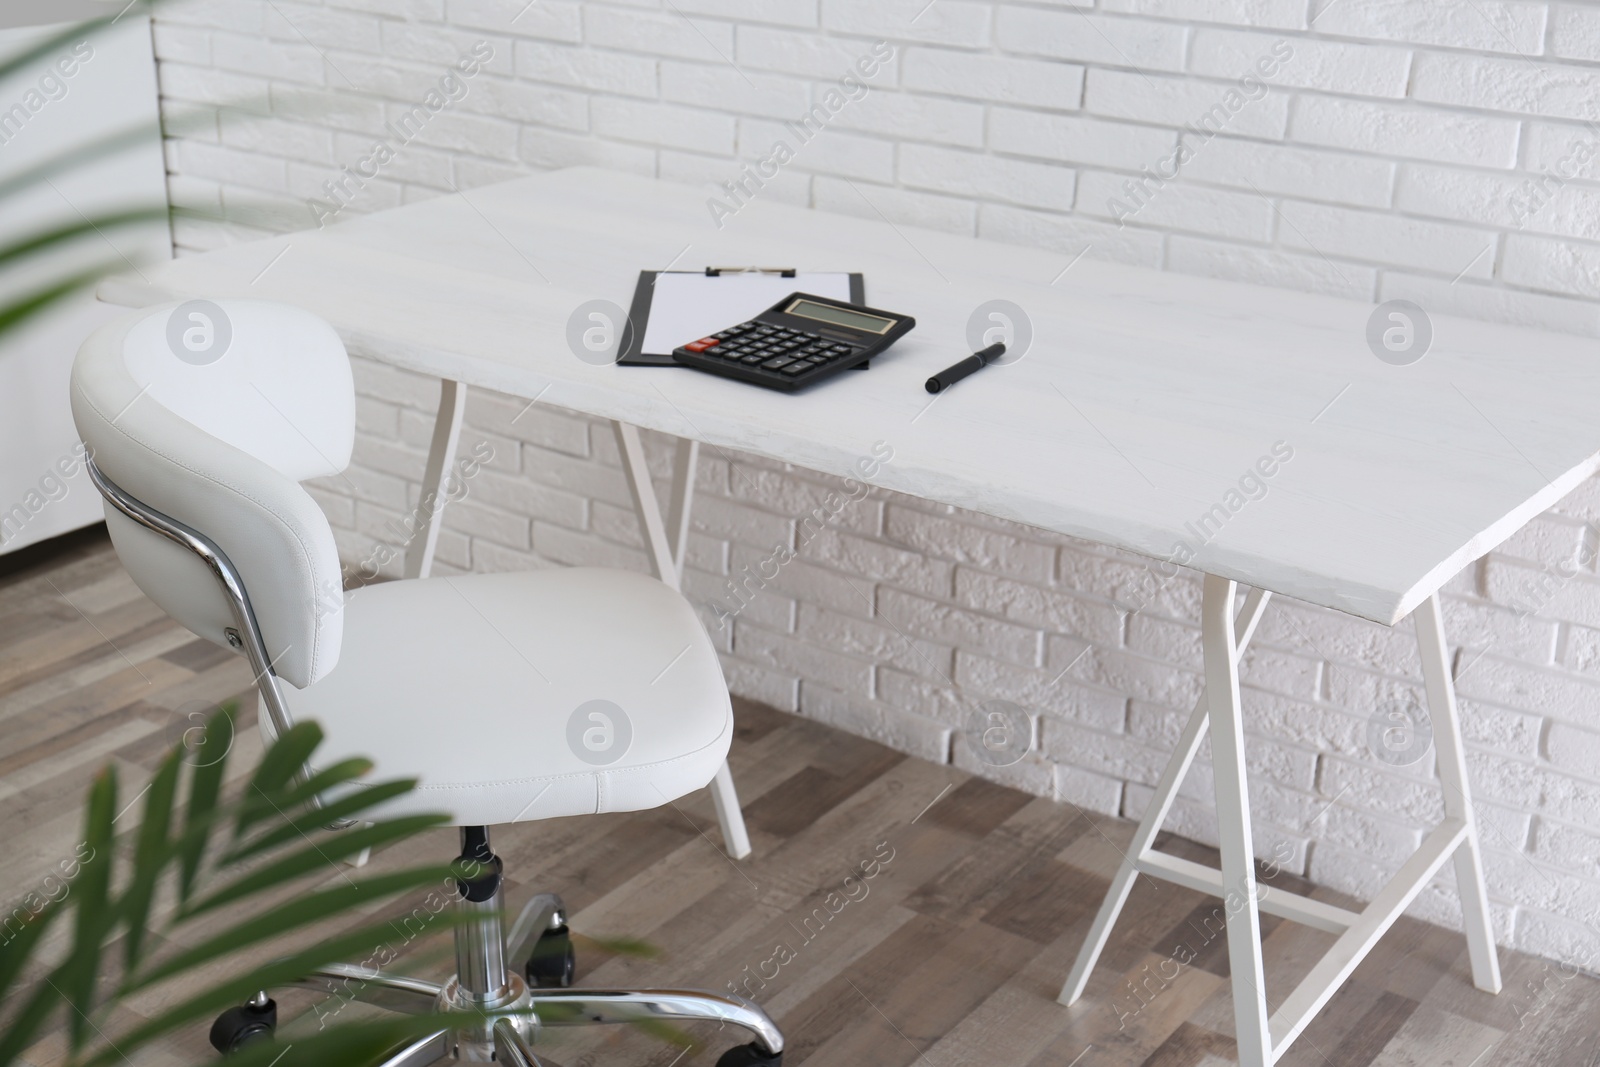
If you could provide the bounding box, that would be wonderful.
[618,268,866,366]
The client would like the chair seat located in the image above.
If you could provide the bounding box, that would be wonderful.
[273,568,732,827]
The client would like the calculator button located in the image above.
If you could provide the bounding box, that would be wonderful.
[762,357,796,369]
[781,362,812,375]
[684,337,720,353]
[740,354,766,364]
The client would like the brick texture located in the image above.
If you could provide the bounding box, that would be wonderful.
[153,0,1600,970]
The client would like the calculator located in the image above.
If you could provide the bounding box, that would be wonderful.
[671,292,916,392]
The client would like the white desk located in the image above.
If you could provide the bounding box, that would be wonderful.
[101,166,1600,1065]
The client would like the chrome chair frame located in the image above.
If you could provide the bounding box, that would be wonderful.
[87,458,784,1066]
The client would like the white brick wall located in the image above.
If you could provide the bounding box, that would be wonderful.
[149,0,1600,968]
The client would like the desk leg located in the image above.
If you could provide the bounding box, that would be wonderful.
[666,437,698,581]
[611,421,678,588]
[1057,586,1496,1063]
[1059,586,1271,1007]
[1204,575,1273,1065]
[1414,594,1502,994]
[404,380,468,581]
[1058,689,1210,1007]
[611,421,752,860]
[709,761,752,859]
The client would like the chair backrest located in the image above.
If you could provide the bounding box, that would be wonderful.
[70,300,353,689]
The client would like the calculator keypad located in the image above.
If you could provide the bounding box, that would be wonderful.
[679,321,864,388]
[672,297,913,392]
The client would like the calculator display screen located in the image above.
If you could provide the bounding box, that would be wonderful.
[784,299,896,335]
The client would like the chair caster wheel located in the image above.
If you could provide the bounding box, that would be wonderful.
[209,998,277,1054]
[716,1042,783,1067]
[524,923,575,988]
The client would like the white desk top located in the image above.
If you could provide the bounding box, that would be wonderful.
[100,167,1600,626]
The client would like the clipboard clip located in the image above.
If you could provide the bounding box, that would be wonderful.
[705,266,797,277]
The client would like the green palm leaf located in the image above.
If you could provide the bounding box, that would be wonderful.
[0,19,112,88]
[238,755,378,826]
[56,767,116,1051]
[185,815,451,919]
[0,976,63,1067]
[0,264,127,339]
[120,747,182,971]
[0,209,169,272]
[0,205,228,342]
[0,125,158,209]
[222,777,415,865]
[177,709,235,905]
[131,867,461,990]
[85,913,483,1066]
[233,721,326,837]
[0,712,489,1067]
[0,901,61,1011]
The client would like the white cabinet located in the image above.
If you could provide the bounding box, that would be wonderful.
[0,7,170,554]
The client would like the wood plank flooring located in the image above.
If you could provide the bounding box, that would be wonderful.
[3,528,1598,1066]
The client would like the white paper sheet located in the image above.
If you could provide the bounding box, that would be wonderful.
[639,272,856,355]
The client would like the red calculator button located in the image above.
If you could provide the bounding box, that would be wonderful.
[685,337,720,352]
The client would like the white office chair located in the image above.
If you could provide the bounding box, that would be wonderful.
[70,299,783,1067]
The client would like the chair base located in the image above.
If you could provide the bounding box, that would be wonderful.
[213,828,784,1066]
[271,963,787,1066]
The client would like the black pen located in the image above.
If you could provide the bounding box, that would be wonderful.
[926,342,1006,394]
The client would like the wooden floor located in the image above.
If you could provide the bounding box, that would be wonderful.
[4,528,1599,1067]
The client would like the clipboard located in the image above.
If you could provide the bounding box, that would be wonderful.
[618,267,866,366]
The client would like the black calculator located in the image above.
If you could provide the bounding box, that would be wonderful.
[671,292,915,392]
